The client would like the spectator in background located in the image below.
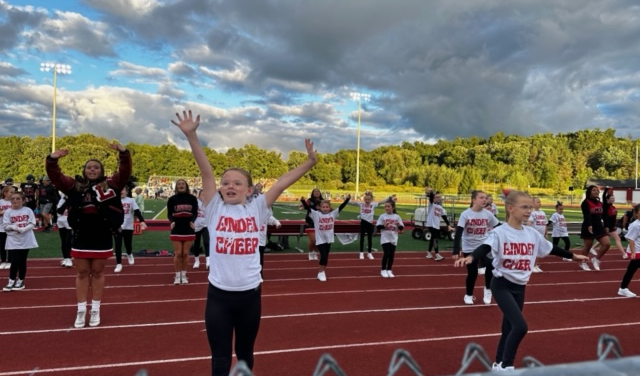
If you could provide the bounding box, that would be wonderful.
[2,177,16,191]
[20,175,39,214]
[37,176,58,233]
[134,187,145,213]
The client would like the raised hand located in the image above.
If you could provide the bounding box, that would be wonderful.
[171,110,200,134]
[108,143,126,152]
[51,149,69,159]
[304,138,317,164]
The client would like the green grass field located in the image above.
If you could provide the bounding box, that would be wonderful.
[27,199,591,259]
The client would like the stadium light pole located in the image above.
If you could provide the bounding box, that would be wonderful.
[40,62,72,153]
[349,91,370,199]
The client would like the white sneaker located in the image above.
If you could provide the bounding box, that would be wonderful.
[478,267,486,275]
[173,275,181,285]
[359,253,364,260]
[3,279,15,292]
[435,253,444,261]
[579,261,591,271]
[59,259,66,267]
[562,258,573,262]
[308,252,315,260]
[114,264,123,273]
[367,253,374,260]
[381,270,389,278]
[317,271,327,282]
[532,265,543,273]
[590,248,598,256]
[127,254,135,265]
[193,258,200,269]
[463,295,475,305]
[591,257,601,271]
[89,310,100,327]
[74,311,86,328]
[181,275,189,284]
[387,270,395,278]
[426,252,433,259]
[0,262,6,269]
[483,288,492,305]
[492,362,502,371]
[206,257,210,269]
[618,288,637,298]
[3,263,10,270]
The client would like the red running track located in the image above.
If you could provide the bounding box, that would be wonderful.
[1,251,639,376]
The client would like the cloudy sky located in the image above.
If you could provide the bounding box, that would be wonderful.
[1,0,639,156]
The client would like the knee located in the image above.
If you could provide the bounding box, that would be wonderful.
[77,269,90,279]
[91,269,104,278]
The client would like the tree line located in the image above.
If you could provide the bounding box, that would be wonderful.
[1,128,636,194]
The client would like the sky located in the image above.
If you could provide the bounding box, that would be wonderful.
[1,0,640,156]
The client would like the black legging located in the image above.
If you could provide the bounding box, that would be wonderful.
[205,283,261,376]
[464,253,493,295]
[191,227,210,257]
[381,243,396,270]
[359,220,374,253]
[621,259,640,289]
[58,227,72,259]
[317,243,332,266]
[552,236,570,251]
[0,232,7,263]
[491,277,527,368]
[428,227,440,253]
[8,249,30,281]
[113,229,133,264]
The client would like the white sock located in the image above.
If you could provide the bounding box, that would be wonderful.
[175,272,181,278]
[180,270,187,278]
[91,300,101,312]
[78,302,87,313]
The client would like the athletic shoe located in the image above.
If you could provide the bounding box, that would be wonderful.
[532,265,543,273]
[435,253,444,261]
[478,267,486,275]
[114,264,123,273]
[483,288,492,305]
[492,362,502,371]
[193,257,200,269]
[0,262,5,269]
[308,252,315,261]
[2,279,15,292]
[387,270,395,278]
[426,253,433,259]
[500,365,515,371]
[589,248,598,256]
[367,253,374,260]
[64,259,73,267]
[317,271,327,282]
[74,311,86,328]
[591,257,601,271]
[89,310,100,327]
[359,253,364,260]
[13,279,24,290]
[562,258,572,262]
[127,254,135,265]
[579,261,591,271]
[618,288,637,298]
[181,276,189,284]
[381,270,389,278]
[206,257,210,269]
[2,263,10,270]
[463,295,475,305]
[59,259,66,267]
[173,275,181,285]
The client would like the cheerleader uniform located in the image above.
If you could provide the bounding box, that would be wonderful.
[167,192,198,241]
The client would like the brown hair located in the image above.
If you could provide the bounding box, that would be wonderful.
[504,190,531,206]
[222,168,253,187]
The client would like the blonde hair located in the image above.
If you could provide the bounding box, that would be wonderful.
[504,190,531,206]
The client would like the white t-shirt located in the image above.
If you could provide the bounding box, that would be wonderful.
[0,199,12,233]
[310,208,341,245]
[355,201,379,223]
[258,216,280,246]
[376,213,403,245]
[194,198,206,232]
[121,197,139,230]
[3,207,38,250]
[56,197,70,230]
[458,208,499,253]
[549,212,568,238]
[426,203,447,228]
[625,220,640,259]
[484,224,553,285]
[528,210,547,236]
[205,194,271,291]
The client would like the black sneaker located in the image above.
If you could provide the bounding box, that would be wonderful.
[2,279,15,292]
[13,279,25,290]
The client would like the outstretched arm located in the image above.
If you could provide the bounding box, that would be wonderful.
[265,139,317,207]
[171,110,216,206]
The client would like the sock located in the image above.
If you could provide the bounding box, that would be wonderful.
[175,272,181,278]
[91,300,101,312]
[78,302,87,313]
[180,270,187,277]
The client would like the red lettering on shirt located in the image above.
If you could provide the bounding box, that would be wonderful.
[502,242,534,256]
[502,259,531,271]
[215,216,260,233]
[215,237,258,255]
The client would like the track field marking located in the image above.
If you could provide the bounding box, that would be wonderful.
[0,295,634,336]
[2,322,640,375]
